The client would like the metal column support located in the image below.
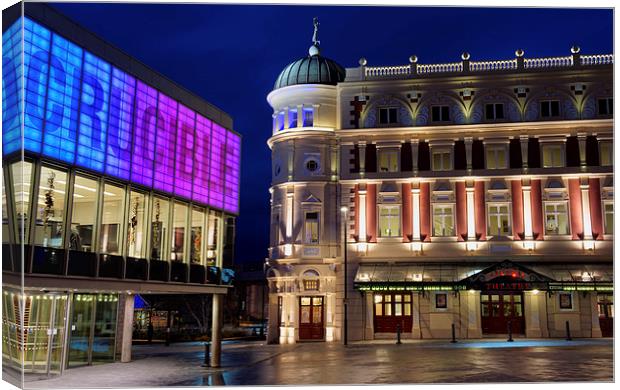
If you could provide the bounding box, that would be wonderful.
[210,293,224,368]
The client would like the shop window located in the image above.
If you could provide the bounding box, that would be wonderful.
[431,105,450,122]
[597,98,613,116]
[604,203,613,234]
[304,211,320,244]
[379,107,398,125]
[600,141,613,166]
[435,293,448,309]
[302,107,314,127]
[485,103,504,120]
[127,191,147,259]
[542,144,564,168]
[378,149,399,172]
[486,145,508,169]
[191,207,206,264]
[99,183,125,255]
[10,161,33,243]
[432,149,452,171]
[544,202,569,235]
[171,202,188,262]
[432,204,454,237]
[150,197,170,260]
[289,109,298,128]
[559,293,573,310]
[488,204,511,236]
[69,175,99,252]
[207,210,221,266]
[34,166,68,248]
[540,100,560,118]
[379,205,401,237]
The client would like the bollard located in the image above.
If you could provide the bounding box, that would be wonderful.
[201,342,210,367]
[396,323,402,344]
[451,323,457,343]
[507,320,514,342]
[565,320,572,341]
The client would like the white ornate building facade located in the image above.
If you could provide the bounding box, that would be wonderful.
[265,32,613,343]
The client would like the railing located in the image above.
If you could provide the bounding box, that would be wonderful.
[524,56,573,69]
[357,50,612,81]
[417,62,463,74]
[470,59,518,71]
[581,54,614,66]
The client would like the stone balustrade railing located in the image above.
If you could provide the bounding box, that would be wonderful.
[356,49,612,80]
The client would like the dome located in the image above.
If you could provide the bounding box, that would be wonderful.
[273,50,346,91]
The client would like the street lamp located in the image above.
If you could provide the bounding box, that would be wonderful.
[340,206,349,346]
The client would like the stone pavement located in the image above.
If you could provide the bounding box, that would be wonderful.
[14,338,614,388]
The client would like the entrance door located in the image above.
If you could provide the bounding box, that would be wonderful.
[481,292,524,334]
[598,294,613,337]
[373,293,412,333]
[299,296,324,340]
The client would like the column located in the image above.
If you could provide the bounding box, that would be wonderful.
[525,291,542,338]
[581,180,593,240]
[568,178,584,240]
[412,293,421,339]
[359,142,367,177]
[358,188,367,242]
[420,182,431,241]
[522,181,533,240]
[530,180,544,240]
[210,293,223,367]
[455,181,467,242]
[325,293,335,341]
[474,181,486,240]
[364,292,374,339]
[118,293,135,363]
[286,191,294,242]
[511,180,524,240]
[366,184,377,243]
[412,140,419,175]
[588,178,603,239]
[466,291,482,338]
[402,183,412,242]
[412,185,421,241]
[464,137,473,171]
[297,104,303,127]
[577,133,587,169]
[520,135,529,170]
[590,293,602,337]
[466,183,476,240]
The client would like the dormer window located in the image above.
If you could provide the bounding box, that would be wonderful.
[379,107,398,125]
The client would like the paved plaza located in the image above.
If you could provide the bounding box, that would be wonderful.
[14,338,614,388]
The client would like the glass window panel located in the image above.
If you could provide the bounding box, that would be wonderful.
[304,211,319,244]
[481,295,489,302]
[99,183,124,255]
[312,307,321,323]
[491,295,500,301]
[374,295,383,304]
[545,202,569,235]
[433,205,454,236]
[404,295,411,302]
[604,203,613,234]
[312,297,322,306]
[150,197,169,260]
[384,295,392,302]
[600,142,613,166]
[171,202,188,262]
[301,297,311,305]
[190,207,206,264]
[513,295,521,302]
[11,161,33,243]
[514,304,523,317]
[127,191,147,258]
[492,304,500,316]
[207,210,221,266]
[300,306,310,323]
[404,303,411,316]
[394,303,402,316]
[303,107,313,127]
[379,150,399,172]
[375,303,382,316]
[379,206,401,237]
[395,295,402,302]
[289,109,298,128]
[482,304,489,317]
[385,304,392,316]
[503,304,511,317]
[69,175,98,252]
[34,167,68,248]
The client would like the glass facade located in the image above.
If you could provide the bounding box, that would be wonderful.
[34,166,68,248]
[70,175,99,252]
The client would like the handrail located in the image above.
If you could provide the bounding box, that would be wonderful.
[523,56,573,69]
[416,62,462,74]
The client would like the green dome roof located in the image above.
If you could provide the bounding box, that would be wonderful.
[273,49,346,91]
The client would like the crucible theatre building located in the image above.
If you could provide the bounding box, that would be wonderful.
[265,20,613,344]
[1,3,240,378]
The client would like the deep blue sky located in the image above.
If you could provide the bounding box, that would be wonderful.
[49,3,613,264]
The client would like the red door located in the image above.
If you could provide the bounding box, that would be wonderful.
[299,296,324,340]
[481,292,524,334]
[373,293,413,333]
[598,294,613,337]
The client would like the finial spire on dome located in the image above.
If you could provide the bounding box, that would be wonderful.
[309,17,321,56]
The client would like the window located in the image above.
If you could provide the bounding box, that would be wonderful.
[432,149,452,171]
[379,205,401,237]
[542,144,564,168]
[127,191,148,258]
[69,175,99,252]
[303,279,319,291]
[488,204,511,236]
[304,212,320,244]
[485,103,504,120]
[378,149,399,172]
[276,112,285,131]
[191,207,206,264]
[375,294,412,317]
[150,197,170,260]
[11,161,33,243]
[544,203,569,235]
[604,203,613,234]
[432,204,454,237]
[34,167,68,248]
[302,107,314,127]
[598,98,613,116]
[431,105,450,122]
[305,157,320,173]
[486,145,508,169]
[207,210,221,265]
[540,100,560,118]
[435,293,447,309]
[100,183,125,255]
[289,109,298,128]
[379,107,398,125]
[559,293,573,310]
[600,141,613,166]
[171,202,188,262]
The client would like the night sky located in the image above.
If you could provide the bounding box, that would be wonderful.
[49,2,613,265]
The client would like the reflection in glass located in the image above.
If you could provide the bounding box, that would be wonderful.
[150,197,169,260]
[70,175,99,251]
[92,294,118,363]
[34,166,67,247]
[100,183,124,255]
[127,191,147,258]
[171,202,188,261]
[207,210,220,265]
[10,161,33,243]
[191,207,206,264]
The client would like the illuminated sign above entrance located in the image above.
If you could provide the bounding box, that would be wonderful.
[2,17,240,214]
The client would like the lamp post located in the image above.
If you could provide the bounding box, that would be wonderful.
[340,206,349,346]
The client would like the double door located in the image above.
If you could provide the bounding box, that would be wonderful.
[598,294,613,337]
[481,292,524,334]
[299,296,324,340]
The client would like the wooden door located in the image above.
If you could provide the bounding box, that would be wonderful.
[373,293,413,333]
[481,292,524,334]
[598,295,613,337]
[299,296,324,340]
